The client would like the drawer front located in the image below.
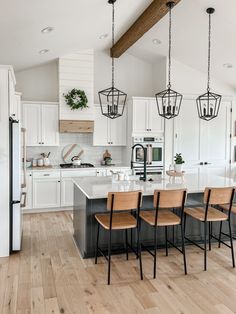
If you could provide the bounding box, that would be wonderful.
[61,170,97,178]
[33,171,60,179]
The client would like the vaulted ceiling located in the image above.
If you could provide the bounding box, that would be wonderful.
[1,0,236,88]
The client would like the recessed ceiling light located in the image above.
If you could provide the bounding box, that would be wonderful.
[152,38,162,45]
[223,63,233,69]
[39,49,49,55]
[41,27,54,34]
[99,33,108,40]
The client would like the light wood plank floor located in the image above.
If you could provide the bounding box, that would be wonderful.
[1,211,236,314]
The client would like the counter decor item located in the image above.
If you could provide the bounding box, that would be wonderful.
[174,153,185,172]
[64,88,88,111]
[37,158,44,167]
[103,149,113,166]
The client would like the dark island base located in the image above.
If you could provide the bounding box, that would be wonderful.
[73,185,236,259]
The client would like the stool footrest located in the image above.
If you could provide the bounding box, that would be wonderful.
[211,234,232,249]
[167,239,184,254]
[184,236,205,251]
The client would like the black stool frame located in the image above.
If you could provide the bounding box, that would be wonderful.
[184,188,235,271]
[140,190,187,279]
[95,192,143,285]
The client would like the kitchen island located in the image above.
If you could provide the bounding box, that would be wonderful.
[73,170,236,258]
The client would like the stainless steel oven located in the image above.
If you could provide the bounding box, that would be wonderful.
[132,136,164,168]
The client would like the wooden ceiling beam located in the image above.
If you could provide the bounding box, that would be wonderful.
[110,0,181,58]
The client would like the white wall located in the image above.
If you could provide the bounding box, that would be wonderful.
[15,61,58,102]
[59,50,94,120]
[94,51,154,103]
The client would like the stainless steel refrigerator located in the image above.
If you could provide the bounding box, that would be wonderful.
[9,117,22,252]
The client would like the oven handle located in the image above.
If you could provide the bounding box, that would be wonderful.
[147,144,152,165]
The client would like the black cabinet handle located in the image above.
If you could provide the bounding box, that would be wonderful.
[200,162,204,165]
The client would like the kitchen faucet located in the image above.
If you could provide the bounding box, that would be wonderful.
[131,144,147,182]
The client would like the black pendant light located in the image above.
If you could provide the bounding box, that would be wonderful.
[196,8,221,121]
[98,0,127,119]
[155,1,183,120]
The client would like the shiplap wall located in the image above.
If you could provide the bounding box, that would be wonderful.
[59,50,94,120]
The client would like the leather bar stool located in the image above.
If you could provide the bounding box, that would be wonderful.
[139,189,187,279]
[184,187,235,271]
[94,190,143,285]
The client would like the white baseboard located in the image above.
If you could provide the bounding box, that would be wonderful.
[23,207,73,214]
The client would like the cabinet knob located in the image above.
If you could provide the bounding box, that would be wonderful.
[58,181,60,183]
[42,142,44,144]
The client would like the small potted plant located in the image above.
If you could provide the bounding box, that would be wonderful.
[174,153,185,173]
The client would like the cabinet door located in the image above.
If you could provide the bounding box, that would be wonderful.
[22,103,41,146]
[133,99,148,133]
[174,99,203,167]
[61,178,74,207]
[109,109,127,146]
[202,101,231,166]
[148,99,164,133]
[33,179,61,209]
[93,106,109,145]
[41,104,59,146]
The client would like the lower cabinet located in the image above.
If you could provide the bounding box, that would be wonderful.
[25,167,131,210]
[32,172,61,209]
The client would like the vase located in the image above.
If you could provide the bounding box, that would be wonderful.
[174,164,182,173]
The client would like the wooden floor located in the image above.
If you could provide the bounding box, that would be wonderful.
[1,212,236,314]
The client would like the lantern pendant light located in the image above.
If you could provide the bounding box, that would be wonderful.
[98,0,127,119]
[196,8,221,121]
[155,1,183,120]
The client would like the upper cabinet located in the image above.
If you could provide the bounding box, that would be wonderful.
[22,102,59,146]
[93,105,127,146]
[131,97,164,135]
[174,98,231,168]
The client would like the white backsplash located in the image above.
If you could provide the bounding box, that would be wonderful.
[26,133,124,166]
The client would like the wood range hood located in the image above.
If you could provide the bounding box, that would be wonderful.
[59,120,94,133]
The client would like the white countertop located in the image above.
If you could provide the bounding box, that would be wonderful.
[73,170,236,199]
[26,164,130,172]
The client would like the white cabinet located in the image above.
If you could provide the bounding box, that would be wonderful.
[33,172,61,209]
[22,102,59,146]
[61,170,97,207]
[132,97,164,135]
[10,89,21,121]
[93,105,127,146]
[174,99,231,168]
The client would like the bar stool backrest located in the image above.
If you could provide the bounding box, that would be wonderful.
[153,189,187,209]
[204,187,235,205]
[107,191,142,211]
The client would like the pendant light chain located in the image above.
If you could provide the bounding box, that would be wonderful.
[207,12,211,92]
[168,4,172,89]
[111,2,115,89]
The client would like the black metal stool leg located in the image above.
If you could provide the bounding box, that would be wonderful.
[165,226,168,256]
[219,221,223,248]
[204,221,207,271]
[137,219,143,280]
[125,229,128,260]
[108,230,112,285]
[95,223,100,264]
[153,227,158,279]
[209,221,211,251]
[228,220,235,268]
[181,224,187,275]
[184,213,187,235]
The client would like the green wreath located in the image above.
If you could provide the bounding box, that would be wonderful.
[64,88,88,110]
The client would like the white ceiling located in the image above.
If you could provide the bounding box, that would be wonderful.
[1,0,236,88]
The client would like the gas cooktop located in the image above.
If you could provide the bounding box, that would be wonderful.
[60,163,94,169]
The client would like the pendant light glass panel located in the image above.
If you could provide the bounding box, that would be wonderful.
[155,1,183,119]
[98,0,127,119]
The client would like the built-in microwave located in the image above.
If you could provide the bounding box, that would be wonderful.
[132,136,164,168]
